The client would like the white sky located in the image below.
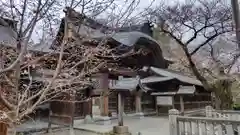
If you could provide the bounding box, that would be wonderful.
[32,0,186,43]
[34,0,169,43]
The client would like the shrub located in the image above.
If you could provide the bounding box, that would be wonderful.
[233,104,240,110]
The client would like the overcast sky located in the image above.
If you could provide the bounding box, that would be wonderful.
[34,0,168,43]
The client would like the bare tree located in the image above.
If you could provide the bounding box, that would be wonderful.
[0,0,60,126]
[151,0,236,109]
[0,0,153,134]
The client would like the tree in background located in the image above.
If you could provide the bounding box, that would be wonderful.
[150,0,238,109]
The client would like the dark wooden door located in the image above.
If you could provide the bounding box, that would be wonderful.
[109,91,118,113]
[123,92,135,113]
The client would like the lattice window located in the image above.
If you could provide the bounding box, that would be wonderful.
[92,78,101,89]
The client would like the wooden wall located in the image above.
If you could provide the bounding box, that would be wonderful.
[157,93,212,115]
[174,94,212,111]
[142,92,155,112]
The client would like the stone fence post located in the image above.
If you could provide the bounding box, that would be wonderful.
[205,106,213,117]
[169,109,180,135]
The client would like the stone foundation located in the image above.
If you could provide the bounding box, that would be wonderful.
[93,116,111,125]
[134,112,144,119]
[113,126,131,135]
[125,112,144,119]
[84,115,94,124]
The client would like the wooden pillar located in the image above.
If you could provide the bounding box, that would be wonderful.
[84,99,92,116]
[70,94,75,128]
[0,123,7,135]
[103,95,109,116]
[172,96,175,109]
[180,95,184,115]
[118,92,123,126]
[88,90,93,116]
[122,93,125,114]
[99,73,109,116]
[211,92,214,107]
[135,91,142,113]
[89,99,92,116]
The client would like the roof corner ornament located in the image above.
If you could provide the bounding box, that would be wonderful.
[142,66,149,72]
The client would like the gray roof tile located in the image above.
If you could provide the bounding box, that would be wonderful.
[150,67,202,86]
[109,78,139,91]
[177,85,196,94]
[0,26,17,47]
[140,76,174,84]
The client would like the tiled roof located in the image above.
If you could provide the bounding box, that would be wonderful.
[0,25,56,53]
[149,67,202,86]
[0,26,17,47]
[140,76,174,84]
[109,77,139,91]
[151,85,196,95]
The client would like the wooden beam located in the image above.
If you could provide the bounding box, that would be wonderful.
[172,96,175,109]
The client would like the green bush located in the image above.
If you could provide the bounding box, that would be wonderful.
[233,104,240,110]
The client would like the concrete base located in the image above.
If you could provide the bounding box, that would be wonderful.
[113,126,131,135]
[84,115,94,124]
[92,105,101,116]
[133,112,144,119]
[93,116,111,125]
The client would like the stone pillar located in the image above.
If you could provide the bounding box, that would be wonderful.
[118,92,123,126]
[84,99,94,124]
[205,106,213,117]
[115,91,131,134]
[205,106,214,134]
[113,126,130,135]
[169,109,180,135]
[92,97,101,116]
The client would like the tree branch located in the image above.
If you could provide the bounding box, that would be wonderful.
[161,26,211,90]
[190,30,231,55]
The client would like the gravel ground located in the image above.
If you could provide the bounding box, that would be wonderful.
[31,128,99,135]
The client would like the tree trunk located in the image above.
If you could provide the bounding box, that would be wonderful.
[181,43,233,110]
[211,79,233,110]
[161,25,234,110]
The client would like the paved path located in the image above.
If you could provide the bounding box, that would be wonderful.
[13,120,60,132]
[74,116,170,135]
[123,117,169,135]
[33,129,98,135]
[12,116,170,135]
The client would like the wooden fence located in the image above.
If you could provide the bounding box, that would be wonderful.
[169,106,240,135]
